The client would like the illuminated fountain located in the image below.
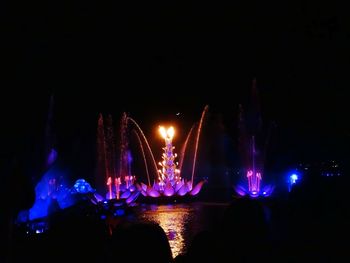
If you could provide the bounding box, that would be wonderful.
[18,95,81,222]
[135,106,209,199]
[158,126,180,192]
[235,80,274,197]
[94,113,139,205]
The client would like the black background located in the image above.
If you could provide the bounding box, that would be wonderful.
[1,0,349,182]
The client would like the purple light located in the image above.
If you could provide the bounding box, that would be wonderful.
[126,192,140,204]
[164,183,175,196]
[234,185,248,196]
[137,124,205,199]
[147,188,161,198]
[120,190,131,199]
[47,148,58,167]
[177,184,190,196]
[189,181,205,196]
[246,169,262,194]
[234,183,274,198]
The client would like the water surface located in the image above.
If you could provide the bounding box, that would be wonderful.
[133,202,229,257]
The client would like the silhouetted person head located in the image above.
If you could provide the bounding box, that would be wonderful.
[218,197,270,262]
[185,230,218,263]
[109,222,173,263]
[1,160,35,263]
[44,204,108,263]
[222,197,268,240]
[8,161,35,216]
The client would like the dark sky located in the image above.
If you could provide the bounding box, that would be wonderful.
[1,1,349,176]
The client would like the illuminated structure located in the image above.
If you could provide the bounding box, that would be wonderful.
[95,113,139,205]
[246,136,262,195]
[135,106,209,199]
[158,126,181,187]
[94,106,208,201]
[137,126,205,198]
[235,79,274,197]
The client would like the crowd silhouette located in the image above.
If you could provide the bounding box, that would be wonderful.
[2,162,350,263]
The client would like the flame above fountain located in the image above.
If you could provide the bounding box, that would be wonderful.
[136,106,209,199]
[93,105,208,202]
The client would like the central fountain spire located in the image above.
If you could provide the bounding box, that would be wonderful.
[158,126,180,187]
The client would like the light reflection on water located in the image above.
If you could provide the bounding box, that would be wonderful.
[136,202,228,258]
[139,204,193,258]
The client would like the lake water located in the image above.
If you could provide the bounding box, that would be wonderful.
[131,202,229,257]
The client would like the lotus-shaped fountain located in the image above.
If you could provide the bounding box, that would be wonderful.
[91,176,140,206]
[95,106,208,203]
[234,79,275,198]
[136,125,206,199]
[94,113,140,206]
[234,182,274,198]
[138,180,205,198]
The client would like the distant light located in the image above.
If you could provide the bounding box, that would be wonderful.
[114,209,125,216]
[74,179,94,194]
[176,112,180,116]
[263,191,267,195]
[290,174,298,184]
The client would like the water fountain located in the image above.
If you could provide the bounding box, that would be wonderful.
[235,80,274,197]
[18,95,81,222]
[133,106,209,199]
[94,113,139,205]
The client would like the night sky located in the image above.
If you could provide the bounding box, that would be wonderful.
[1,1,349,181]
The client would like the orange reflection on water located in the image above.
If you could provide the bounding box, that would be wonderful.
[141,205,192,258]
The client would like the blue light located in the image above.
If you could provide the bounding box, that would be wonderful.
[114,209,125,216]
[73,179,95,194]
[290,174,298,184]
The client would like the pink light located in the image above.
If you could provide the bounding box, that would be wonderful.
[234,185,247,197]
[164,183,175,196]
[147,187,161,198]
[189,181,205,196]
[115,177,121,200]
[175,181,184,192]
[107,177,113,200]
[140,182,148,192]
[177,184,190,196]
[246,170,262,194]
